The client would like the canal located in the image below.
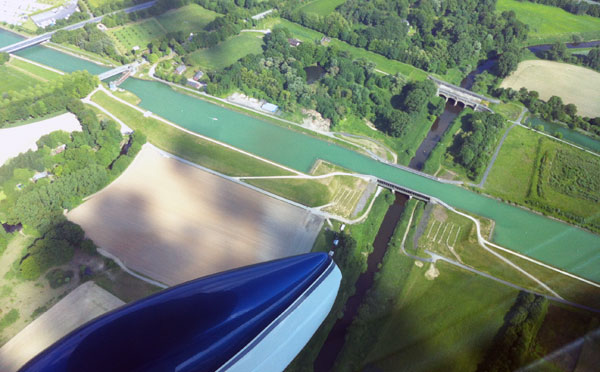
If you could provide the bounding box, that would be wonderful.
[1,29,599,282]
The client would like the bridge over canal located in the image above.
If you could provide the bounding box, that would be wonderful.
[429,76,500,113]
[377,179,431,202]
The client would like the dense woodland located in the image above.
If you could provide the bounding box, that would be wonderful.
[51,24,127,64]
[448,112,505,180]
[205,28,441,140]
[281,0,528,76]
[0,71,98,127]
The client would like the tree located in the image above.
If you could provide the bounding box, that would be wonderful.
[497,49,520,77]
[0,52,8,65]
[147,53,159,64]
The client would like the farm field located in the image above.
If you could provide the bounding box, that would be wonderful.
[484,125,600,233]
[501,60,600,118]
[156,4,218,35]
[89,90,291,177]
[187,33,265,71]
[108,19,165,54]
[0,282,124,372]
[296,0,346,15]
[67,145,324,286]
[497,0,600,44]
[0,112,81,166]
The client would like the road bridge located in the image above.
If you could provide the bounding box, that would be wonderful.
[377,179,431,202]
[429,76,500,113]
[0,1,156,54]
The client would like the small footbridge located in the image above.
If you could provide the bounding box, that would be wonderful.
[429,76,500,113]
[98,63,137,81]
[377,179,431,202]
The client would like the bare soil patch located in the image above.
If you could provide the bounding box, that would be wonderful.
[67,145,323,285]
[500,60,600,118]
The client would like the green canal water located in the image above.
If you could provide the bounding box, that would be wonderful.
[2,29,599,282]
[528,117,600,154]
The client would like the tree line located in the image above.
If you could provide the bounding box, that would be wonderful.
[51,23,128,64]
[280,0,528,75]
[542,43,600,73]
[0,71,98,127]
[523,0,600,18]
[477,291,548,372]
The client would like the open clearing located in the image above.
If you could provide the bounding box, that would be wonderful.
[108,19,165,53]
[67,145,323,286]
[0,282,124,372]
[501,60,600,118]
[156,4,218,35]
[297,0,346,15]
[0,112,81,166]
[187,33,265,71]
[497,0,600,43]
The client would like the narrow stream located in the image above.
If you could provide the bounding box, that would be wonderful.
[314,193,409,372]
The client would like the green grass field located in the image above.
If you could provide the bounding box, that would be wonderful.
[245,178,331,207]
[0,64,41,95]
[297,0,346,15]
[497,0,600,44]
[108,19,166,53]
[87,0,117,7]
[90,91,291,177]
[187,33,265,71]
[485,126,600,232]
[7,58,62,81]
[156,4,218,35]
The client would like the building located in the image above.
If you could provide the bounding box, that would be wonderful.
[175,64,187,75]
[52,144,66,155]
[186,79,203,90]
[193,70,204,81]
[320,36,331,45]
[31,0,78,28]
[97,23,107,31]
[288,38,302,47]
[261,102,279,113]
[31,171,48,182]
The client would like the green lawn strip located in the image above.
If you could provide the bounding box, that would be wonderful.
[7,57,62,81]
[244,178,331,207]
[90,90,292,177]
[187,33,265,71]
[297,0,346,15]
[491,102,524,121]
[156,4,219,35]
[1,110,68,129]
[497,0,600,44]
[287,191,395,371]
[93,266,162,303]
[333,199,518,371]
[0,65,41,94]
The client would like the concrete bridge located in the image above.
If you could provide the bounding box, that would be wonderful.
[429,76,500,113]
[377,179,431,202]
[0,1,156,54]
[98,63,137,81]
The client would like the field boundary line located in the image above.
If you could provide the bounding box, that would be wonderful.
[9,54,64,75]
[97,248,168,289]
[515,122,600,157]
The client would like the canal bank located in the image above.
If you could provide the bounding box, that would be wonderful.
[1,29,599,283]
[314,193,409,372]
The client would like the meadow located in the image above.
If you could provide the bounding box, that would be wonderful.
[0,65,40,95]
[296,0,346,16]
[156,4,218,35]
[108,19,165,53]
[497,0,600,44]
[187,33,265,71]
[501,60,600,118]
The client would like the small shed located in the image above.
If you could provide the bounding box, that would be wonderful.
[261,102,279,113]
[31,171,49,182]
[193,70,204,81]
[175,64,187,75]
[186,80,202,89]
[288,38,302,47]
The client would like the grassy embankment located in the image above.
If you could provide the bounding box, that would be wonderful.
[497,0,600,44]
[245,161,371,217]
[0,57,62,94]
[484,125,600,233]
[287,190,395,371]
[90,90,291,177]
[331,200,517,371]
[186,33,265,71]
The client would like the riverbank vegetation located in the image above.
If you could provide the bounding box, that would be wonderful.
[51,24,126,64]
[484,126,600,233]
[287,190,394,371]
[497,0,600,44]
[90,90,292,177]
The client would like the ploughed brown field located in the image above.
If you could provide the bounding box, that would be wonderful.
[67,145,323,286]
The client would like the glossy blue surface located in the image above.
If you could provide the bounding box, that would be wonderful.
[20,253,332,372]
